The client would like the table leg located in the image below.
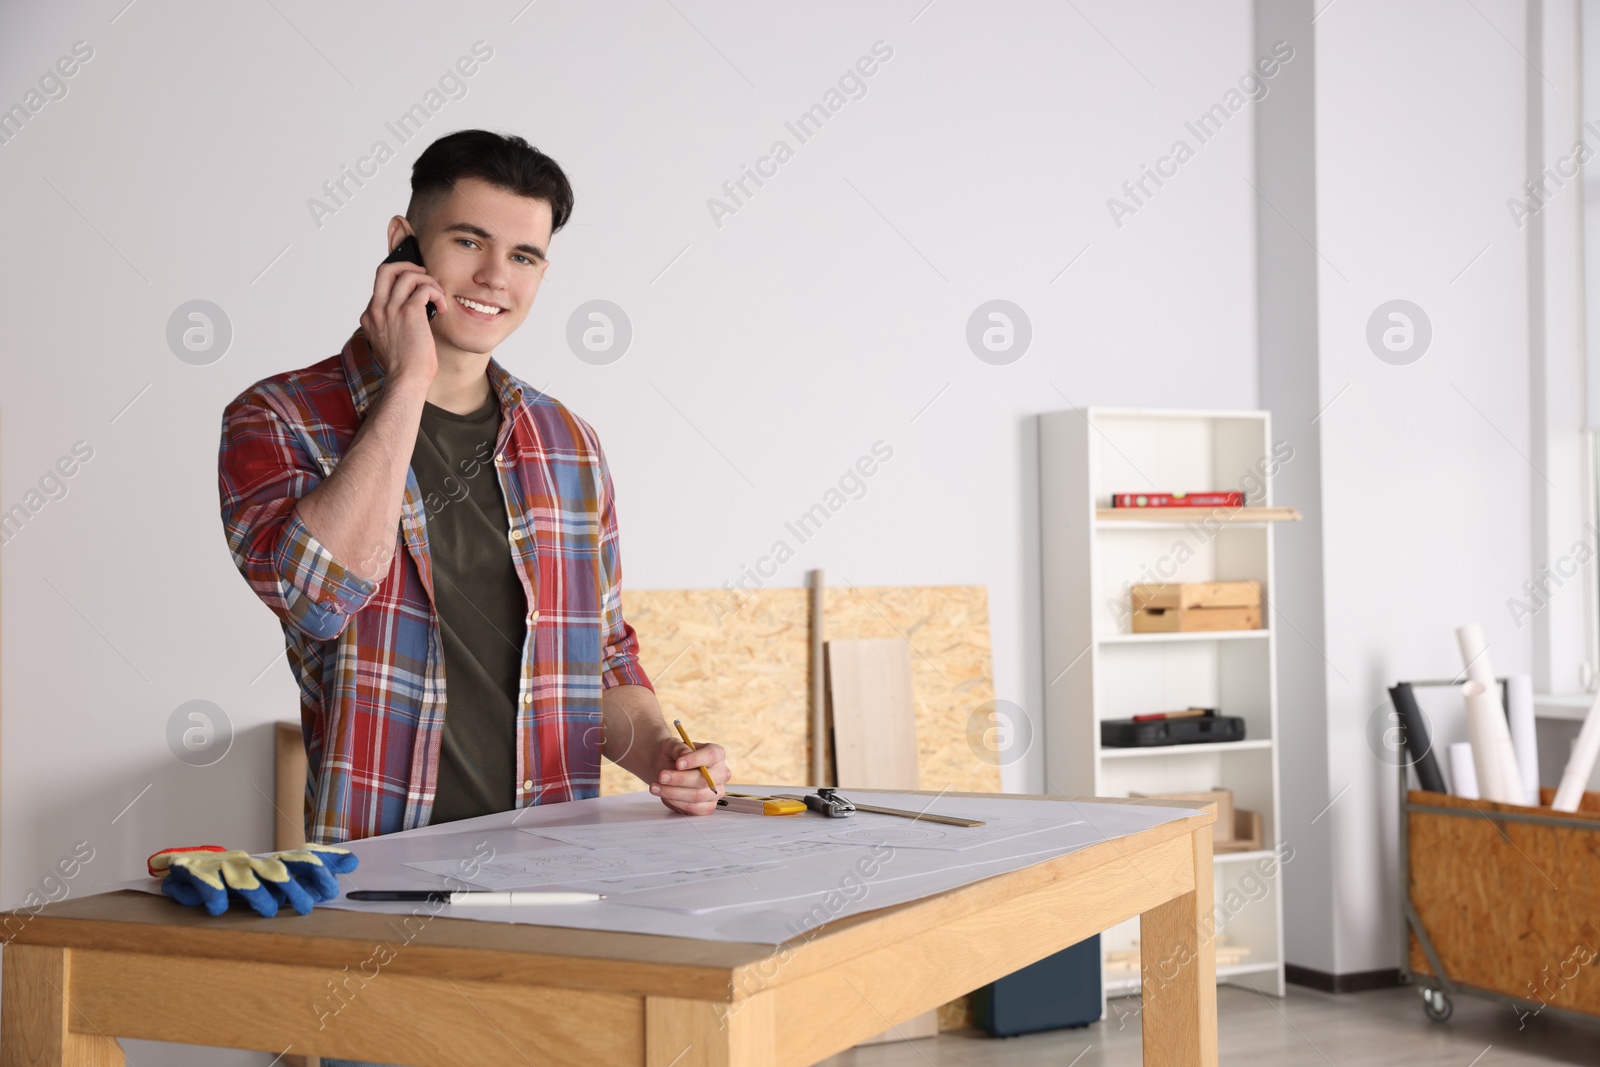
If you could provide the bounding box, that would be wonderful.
[646,994,776,1067]
[1139,824,1218,1067]
[1,945,124,1067]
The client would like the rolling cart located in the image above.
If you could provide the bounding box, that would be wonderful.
[1396,680,1600,1028]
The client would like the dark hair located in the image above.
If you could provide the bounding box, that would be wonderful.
[407,129,574,233]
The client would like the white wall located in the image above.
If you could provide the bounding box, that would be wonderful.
[1534,0,1591,696]
[1305,0,1536,974]
[0,5,1261,1058]
[1253,0,1337,975]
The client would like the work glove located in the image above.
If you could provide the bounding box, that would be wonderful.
[147,844,359,917]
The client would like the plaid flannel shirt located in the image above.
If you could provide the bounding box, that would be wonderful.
[218,329,652,844]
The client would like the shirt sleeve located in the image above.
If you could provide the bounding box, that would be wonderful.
[592,435,654,693]
[218,393,379,641]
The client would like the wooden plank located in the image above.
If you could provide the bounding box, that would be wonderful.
[808,570,827,786]
[827,638,919,790]
[1,412,4,902]
[0,945,124,1067]
[1140,825,1218,1067]
[275,721,307,851]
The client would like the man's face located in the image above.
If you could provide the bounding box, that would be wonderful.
[412,177,554,354]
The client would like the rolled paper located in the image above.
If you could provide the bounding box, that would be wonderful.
[1389,683,1446,792]
[1456,624,1495,686]
[1506,674,1540,806]
[1449,741,1480,799]
[1454,625,1525,805]
[1462,680,1522,804]
[1552,689,1600,812]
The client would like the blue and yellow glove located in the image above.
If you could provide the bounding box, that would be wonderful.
[147,844,358,917]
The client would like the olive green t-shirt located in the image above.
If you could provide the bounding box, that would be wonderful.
[411,392,526,825]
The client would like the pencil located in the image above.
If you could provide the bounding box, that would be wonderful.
[672,719,719,791]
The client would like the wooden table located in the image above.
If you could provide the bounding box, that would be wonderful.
[0,795,1216,1066]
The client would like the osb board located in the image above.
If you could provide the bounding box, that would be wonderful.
[601,588,811,797]
[823,585,1001,795]
[601,586,1000,796]
[1407,788,1600,1014]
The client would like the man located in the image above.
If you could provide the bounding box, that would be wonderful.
[219,130,730,851]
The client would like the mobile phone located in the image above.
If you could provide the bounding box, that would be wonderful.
[381,235,437,320]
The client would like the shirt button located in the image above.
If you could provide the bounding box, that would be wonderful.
[522,779,534,791]
[511,528,524,541]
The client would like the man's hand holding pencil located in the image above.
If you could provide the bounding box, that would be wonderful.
[649,719,731,816]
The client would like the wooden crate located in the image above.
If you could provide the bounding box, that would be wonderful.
[1130,581,1261,611]
[1406,787,1600,1015]
[1216,808,1261,854]
[1132,604,1261,632]
[1130,788,1261,853]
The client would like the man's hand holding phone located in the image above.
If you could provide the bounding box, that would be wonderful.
[361,236,446,390]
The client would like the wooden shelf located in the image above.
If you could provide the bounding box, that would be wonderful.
[1100,739,1274,759]
[1098,629,1268,645]
[1096,506,1301,524]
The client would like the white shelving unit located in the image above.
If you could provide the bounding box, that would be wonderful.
[1039,407,1288,1009]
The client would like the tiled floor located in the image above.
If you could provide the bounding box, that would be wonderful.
[816,983,1600,1066]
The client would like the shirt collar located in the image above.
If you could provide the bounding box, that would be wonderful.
[340,328,527,417]
[485,356,528,410]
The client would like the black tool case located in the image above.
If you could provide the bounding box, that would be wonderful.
[1100,714,1246,747]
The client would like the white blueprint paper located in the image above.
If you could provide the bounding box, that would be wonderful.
[402,843,782,890]
[526,809,1077,853]
[106,789,1198,944]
